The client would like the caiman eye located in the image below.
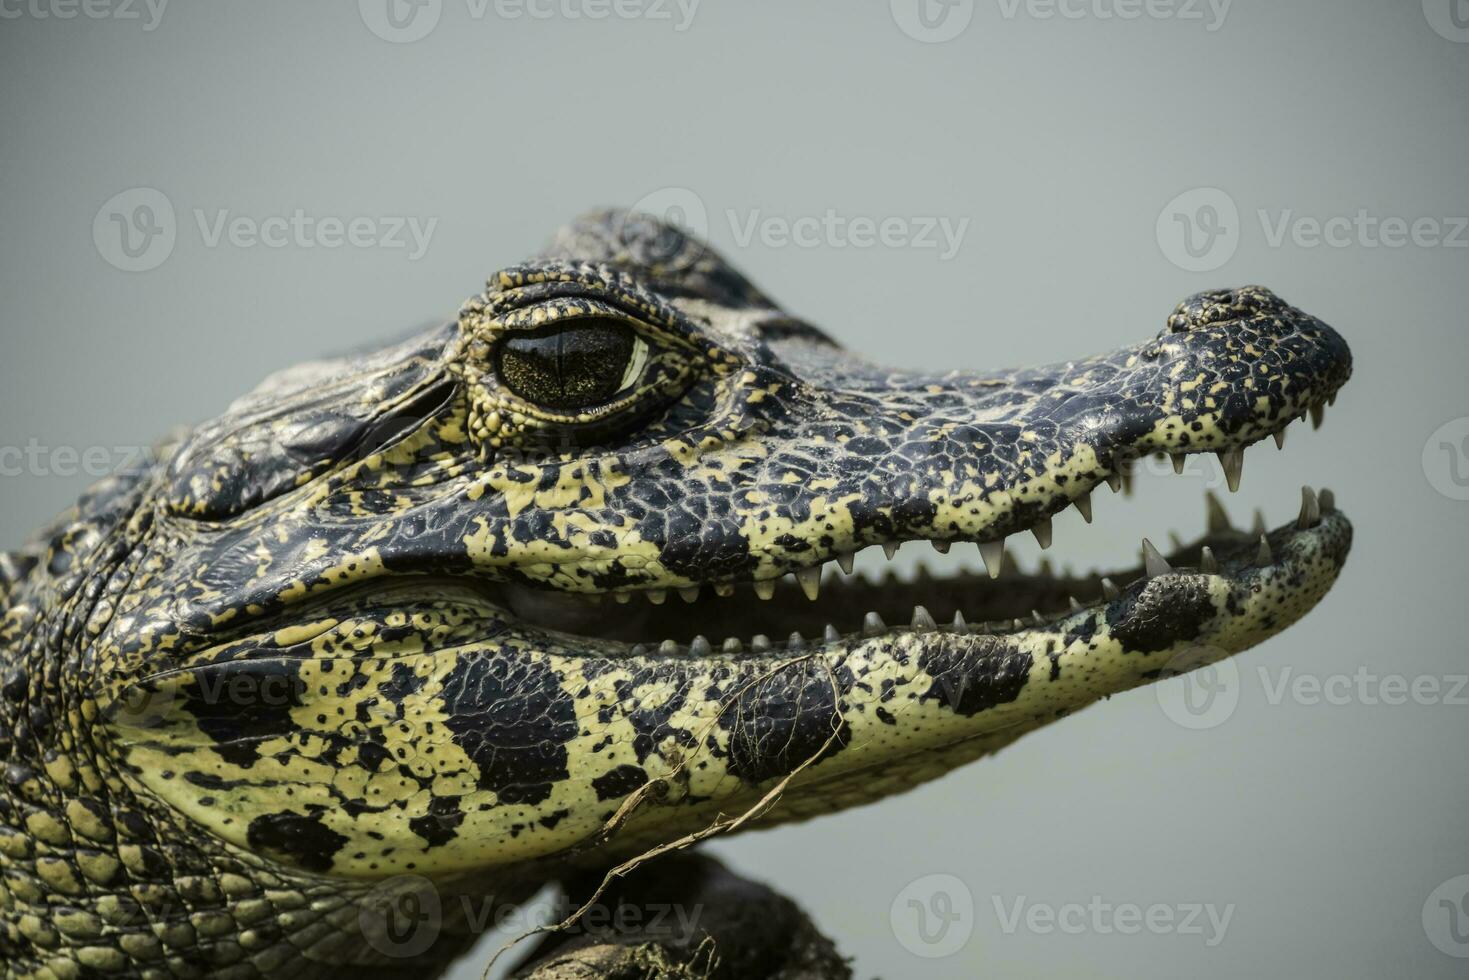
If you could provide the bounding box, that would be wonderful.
[495,318,649,411]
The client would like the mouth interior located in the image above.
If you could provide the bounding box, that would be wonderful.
[499,446,1339,655]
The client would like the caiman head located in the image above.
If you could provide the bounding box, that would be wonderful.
[7,209,1351,974]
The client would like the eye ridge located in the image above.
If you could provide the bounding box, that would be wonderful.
[495,317,646,411]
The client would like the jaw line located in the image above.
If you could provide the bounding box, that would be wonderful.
[490,493,1351,658]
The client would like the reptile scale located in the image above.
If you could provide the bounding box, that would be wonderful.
[0,210,1352,978]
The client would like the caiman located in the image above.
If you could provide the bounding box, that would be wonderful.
[0,209,1352,978]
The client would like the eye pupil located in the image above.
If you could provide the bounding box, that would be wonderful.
[496,318,636,410]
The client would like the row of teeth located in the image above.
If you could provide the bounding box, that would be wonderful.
[613,411,1328,608]
[621,486,1333,657]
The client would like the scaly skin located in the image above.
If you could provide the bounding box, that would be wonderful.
[0,210,1352,978]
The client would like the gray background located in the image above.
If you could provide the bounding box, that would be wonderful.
[2,1,1466,977]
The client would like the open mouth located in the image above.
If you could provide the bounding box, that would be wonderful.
[499,406,1349,657]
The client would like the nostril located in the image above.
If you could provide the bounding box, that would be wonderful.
[1166,285,1289,334]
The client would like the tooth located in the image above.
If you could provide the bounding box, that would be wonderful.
[1068,595,1083,611]
[1032,609,1045,625]
[796,566,821,601]
[931,539,950,555]
[862,612,886,636]
[1217,449,1244,493]
[1200,546,1219,574]
[1319,488,1335,511]
[1121,465,1135,497]
[979,539,1006,578]
[836,552,855,575]
[1171,453,1186,475]
[614,592,633,605]
[1101,578,1121,600]
[1074,492,1093,523]
[630,643,649,657]
[912,606,936,631]
[1273,428,1287,450]
[1036,557,1054,577]
[1205,490,1232,533]
[723,637,743,653]
[824,624,841,643]
[788,631,806,650]
[882,542,900,561]
[647,589,668,605]
[714,583,734,598]
[1031,516,1053,550]
[1256,534,1273,565]
[753,580,776,600]
[1252,509,1268,536]
[1327,392,1337,407]
[659,639,679,655]
[689,635,711,657]
[1169,531,1185,551]
[1106,471,1123,493]
[1310,402,1325,429]
[1296,486,1320,529]
[1142,538,1173,578]
[678,587,700,604]
[1013,618,1027,631]
[951,610,967,631]
[751,634,771,653]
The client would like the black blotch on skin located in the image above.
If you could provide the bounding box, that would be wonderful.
[246,810,348,874]
[719,661,851,785]
[591,764,649,801]
[438,652,577,807]
[1108,578,1215,653]
[918,637,1032,717]
[180,660,305,768]
[409,795,465,848]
